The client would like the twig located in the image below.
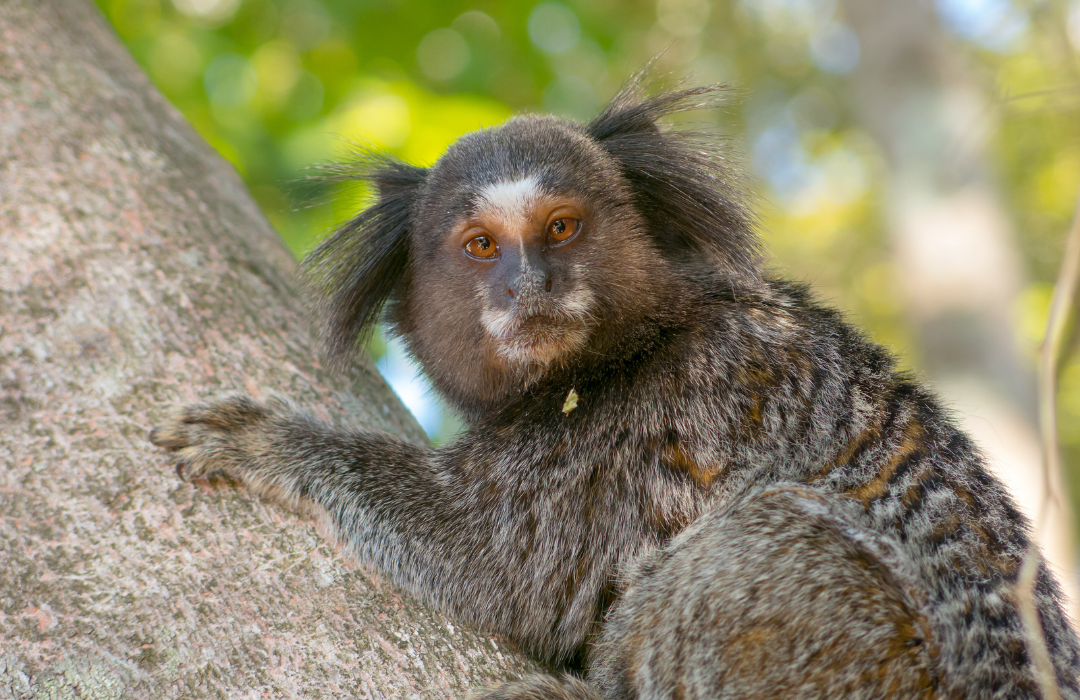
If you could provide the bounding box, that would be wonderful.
[1017,544,1063,700]
[1038,187,1080,530]
[1025,186,1080,699]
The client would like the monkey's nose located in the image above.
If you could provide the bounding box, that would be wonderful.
[507,271,553,298]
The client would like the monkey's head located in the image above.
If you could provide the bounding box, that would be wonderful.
[304,80,761,416]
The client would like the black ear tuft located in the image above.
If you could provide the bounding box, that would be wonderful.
[301,150,427,369]
[586,75,761,283]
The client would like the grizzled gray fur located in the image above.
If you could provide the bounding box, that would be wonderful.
[150,78,1080,699]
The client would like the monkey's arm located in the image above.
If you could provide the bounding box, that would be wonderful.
[149,393,633,663]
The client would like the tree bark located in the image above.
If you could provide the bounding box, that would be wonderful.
[0,1,536,697]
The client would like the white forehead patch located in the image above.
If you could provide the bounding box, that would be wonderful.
[476,176,542,224]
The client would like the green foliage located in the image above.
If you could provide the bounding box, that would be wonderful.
[93,0,882,308]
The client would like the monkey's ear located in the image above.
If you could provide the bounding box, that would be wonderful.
[301,152,427,369]
[586,77,761,283]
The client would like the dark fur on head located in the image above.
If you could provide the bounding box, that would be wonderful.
[584,81,759,277]
[302,78,761,400]
[302,153,426,366]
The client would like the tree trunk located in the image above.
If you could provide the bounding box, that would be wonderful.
[0,1,536,697]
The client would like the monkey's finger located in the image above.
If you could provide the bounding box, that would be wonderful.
[171,444,230,482]
[173,457,217,482]
[181,394,268,430]
[149,423,193,450]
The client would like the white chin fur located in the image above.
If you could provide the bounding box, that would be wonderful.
[480,287,595,366]
[494,325,590,366]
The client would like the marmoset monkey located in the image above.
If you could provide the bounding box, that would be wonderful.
[150,80,1080,698]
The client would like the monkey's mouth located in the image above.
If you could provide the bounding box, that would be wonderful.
[478,285,596,366]
[481,308,590,366]
[502,321,589,366]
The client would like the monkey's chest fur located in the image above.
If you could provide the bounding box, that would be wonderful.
[429,283,1056,698]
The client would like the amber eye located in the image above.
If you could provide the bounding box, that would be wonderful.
[464,235,499,259]
[549,217,578,243]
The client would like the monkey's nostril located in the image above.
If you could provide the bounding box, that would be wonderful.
[508,287,515,298]
[545,279,552,293]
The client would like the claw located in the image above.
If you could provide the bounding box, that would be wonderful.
[176,460,189,480]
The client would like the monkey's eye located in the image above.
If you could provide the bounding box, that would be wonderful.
[464,235,499,259]
[548,218,578,243]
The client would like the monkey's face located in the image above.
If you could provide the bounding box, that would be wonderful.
[396,117,666,410]
[452,181,593,367]
[306,82,759,415]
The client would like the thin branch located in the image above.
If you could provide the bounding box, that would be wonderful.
[1038,187,1080,528]
[999,82,1080,106]
[1017,544,1063,700]
[1024,185,1080,700]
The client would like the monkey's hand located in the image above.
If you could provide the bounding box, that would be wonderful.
[148,393,305,494]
